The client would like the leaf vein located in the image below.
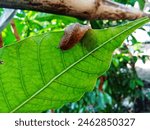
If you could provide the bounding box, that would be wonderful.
[16,44,29,97]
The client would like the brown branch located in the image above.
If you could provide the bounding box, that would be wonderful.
[10,20,20,41]
[0,0,149,20]
[98,76,107,92]
[0,33,3,48]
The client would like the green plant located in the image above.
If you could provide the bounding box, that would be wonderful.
[0,0,150,113]
[0,17,149,112]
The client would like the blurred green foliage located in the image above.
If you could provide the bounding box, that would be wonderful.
[0,0,150,112]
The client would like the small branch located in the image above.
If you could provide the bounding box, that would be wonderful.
[98,76,107,92]
[0,33,3,48]
[0,0,149,20]
[10,20,20,41]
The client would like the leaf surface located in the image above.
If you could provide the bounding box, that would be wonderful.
[0,17,149,112]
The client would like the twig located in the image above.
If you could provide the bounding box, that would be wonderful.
[10,20,20,41]
[98,76,107,92]
[0,33,3,48]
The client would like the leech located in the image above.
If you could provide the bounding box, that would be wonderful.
[59,23,91,50]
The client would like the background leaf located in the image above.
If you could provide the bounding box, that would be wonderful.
[138,0,145,10]
[0,17,149,112]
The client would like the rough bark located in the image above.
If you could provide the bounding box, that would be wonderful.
[0,0,149,20]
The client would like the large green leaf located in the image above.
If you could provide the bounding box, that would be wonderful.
[0,17,149,113]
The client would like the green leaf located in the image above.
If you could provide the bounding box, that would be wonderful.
[2,24,16,45]
[130,80,136,90]
[103,92,112,105]
[135,79,144,87]
[0,17,149,113]
[138,0,145,10]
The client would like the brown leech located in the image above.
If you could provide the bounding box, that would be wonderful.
[59,23,91,50]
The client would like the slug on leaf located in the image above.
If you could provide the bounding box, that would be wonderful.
[59,23,91,50]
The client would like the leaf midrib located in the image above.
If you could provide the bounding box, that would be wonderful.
[10,18,149,112]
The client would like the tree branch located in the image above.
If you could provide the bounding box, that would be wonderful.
[0,0,149,20]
